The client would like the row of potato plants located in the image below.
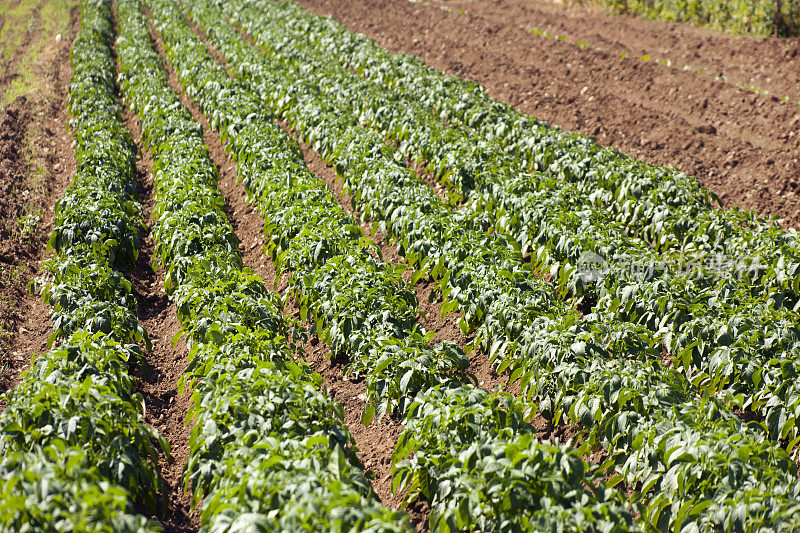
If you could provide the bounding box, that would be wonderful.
[178,1,800,530]
[0,0,167,529]
[146,0,646,529]
[220,0,800,449]
[113,0,412,530]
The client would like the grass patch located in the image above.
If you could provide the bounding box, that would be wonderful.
[1,0,76,109]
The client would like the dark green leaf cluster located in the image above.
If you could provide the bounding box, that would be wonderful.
[0,447,156,531]
[115,1,410,529]
[393,387,640,532]
[1,335,166,509]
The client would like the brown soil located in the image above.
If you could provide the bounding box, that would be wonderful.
[0,97,34,357]
[123,107,198,532]
[103,4,197,528]
[0,4,78,393]
[295,0,800,228]
[520,0,800,105]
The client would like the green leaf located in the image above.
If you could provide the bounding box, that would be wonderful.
[361,403,376,426]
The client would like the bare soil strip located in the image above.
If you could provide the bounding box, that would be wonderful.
[296,0,800,228]
[482,0,800,105]
[1,4,78,392]
[102,5,197,528]
[122,108,198,532]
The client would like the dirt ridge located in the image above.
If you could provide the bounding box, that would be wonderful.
[123,107,198,532]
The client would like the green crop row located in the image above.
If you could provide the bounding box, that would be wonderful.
[177,0,800,530]
[0,0,165,529]
[594,0,800,37]
[146,0,646,529]
[227,0,800,448]
[113,0,411,530]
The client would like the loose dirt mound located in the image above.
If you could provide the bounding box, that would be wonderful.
[0,3,78,393]
[0,96,33,374]
[0,97,32,261]
[297,0,800,228]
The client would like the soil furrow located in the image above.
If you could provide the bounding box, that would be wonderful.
[122,107,198,532]
[108,5,196,529]
[295,0,800,228]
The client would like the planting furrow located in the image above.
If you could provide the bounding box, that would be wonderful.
[114,0,411,530]
[120,91,197,529]
[174,1,800,530]
[216,0,800,450]
[146,0,645,530]
[0,0,166,528]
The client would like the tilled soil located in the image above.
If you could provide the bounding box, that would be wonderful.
[296,0,800,227]
[0,4,78,392]
[0,97,33,365]
[504,0,800,105]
